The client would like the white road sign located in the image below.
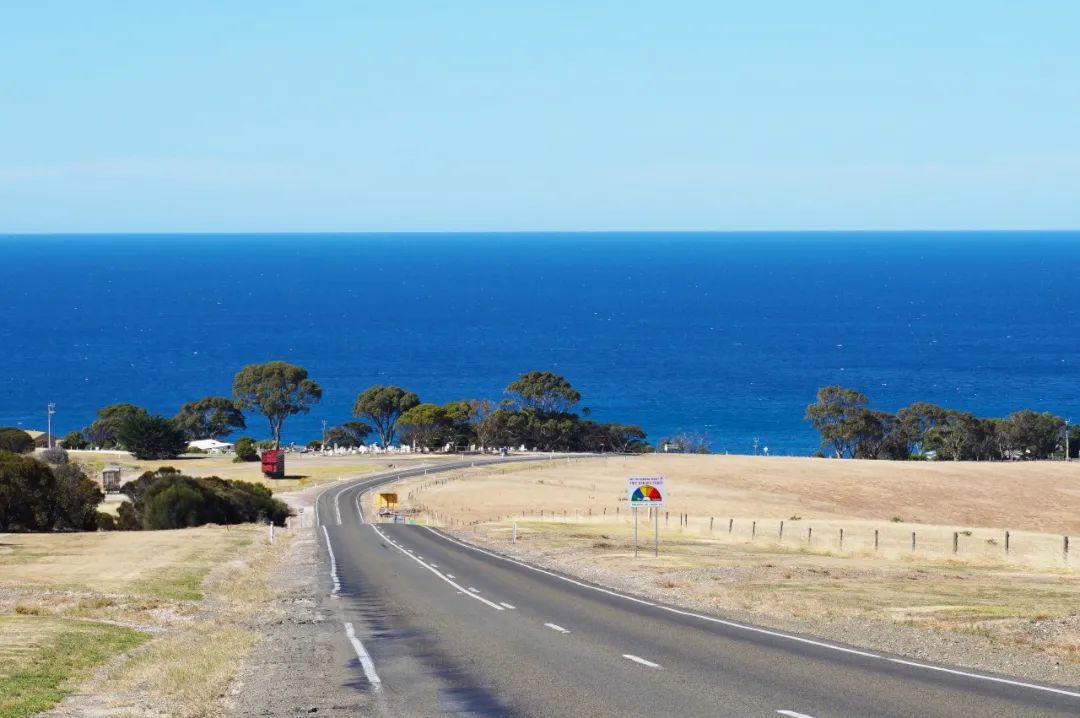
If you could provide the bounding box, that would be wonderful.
[627,476,665,508]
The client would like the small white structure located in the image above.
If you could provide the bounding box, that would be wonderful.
[188,439,234,454]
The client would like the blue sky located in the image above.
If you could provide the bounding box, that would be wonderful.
[2,2,1078,232]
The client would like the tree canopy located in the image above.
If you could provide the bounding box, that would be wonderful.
[505,371,581,413]
[232,361,322,449]
[352,385,420,447]
[804,386,870,458]
[116,413,189,460]
[174,396,246,440]
[396,403,452,450]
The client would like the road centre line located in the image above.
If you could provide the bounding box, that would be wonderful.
[422,527,1080,701]
[370,524,505,611]
[500,603,516,610]
[776,711,814,717]
[344,622,382,689]
[322,526,341,596]
[545,623,571,634]
[622,654,661,669]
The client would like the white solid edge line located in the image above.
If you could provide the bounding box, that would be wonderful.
[776,711,815,718]
[622,654,661,669]
[322,525,341,596]
[886,658,1080,699]
[370,524,505,611]
[545,623,571,634]
[423,527,871,656]
[422,527,1080,700]
[344,621,382,688]
[500,602,516,610]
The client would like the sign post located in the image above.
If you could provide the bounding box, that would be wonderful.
[627,477,665,558]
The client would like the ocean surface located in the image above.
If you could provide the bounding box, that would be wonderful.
[2,232,1080,455]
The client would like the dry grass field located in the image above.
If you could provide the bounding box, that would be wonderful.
[0,525,283,717]
[69,450,389,492]
[383,454,1080,670]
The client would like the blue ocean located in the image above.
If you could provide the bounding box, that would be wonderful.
[2,232,1079,455]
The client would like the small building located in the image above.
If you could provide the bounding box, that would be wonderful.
[101,464,123,493]
[24,430,52,449]
[188,439,234,454]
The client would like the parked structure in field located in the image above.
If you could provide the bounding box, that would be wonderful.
[101,464,123,493]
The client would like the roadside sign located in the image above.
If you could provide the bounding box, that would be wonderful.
[627,476,665,508]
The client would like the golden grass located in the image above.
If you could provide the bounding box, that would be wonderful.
[70,450,383,491]
[383,454,1080,663]
[0,524,282,717]
[0,527,256,597]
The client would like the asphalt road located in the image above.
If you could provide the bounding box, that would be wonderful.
[315,458,1080,717]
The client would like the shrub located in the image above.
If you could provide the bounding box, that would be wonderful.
[0,428,35,454]
[233,436,259,462]
[40,446,69,465]
[53,463,104,530]
[97,512,117,531]
[0,451,59,531]
[121,471,290,530]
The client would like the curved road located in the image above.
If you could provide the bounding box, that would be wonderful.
[313,458,1080,717]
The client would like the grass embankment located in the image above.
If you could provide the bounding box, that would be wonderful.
[69,450,384,491]
[386,454,1080,664]
[0,525,283,717]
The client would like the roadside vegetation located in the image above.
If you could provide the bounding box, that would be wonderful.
[0,524,280,717]
[807,385,1074,460]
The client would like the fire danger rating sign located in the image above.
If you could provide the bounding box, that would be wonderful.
[627,476,665,508]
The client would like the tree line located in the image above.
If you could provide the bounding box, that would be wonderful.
[56,362,650,459]
[806,385,1075,460]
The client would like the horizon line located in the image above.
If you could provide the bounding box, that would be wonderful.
[4,228,1080,238]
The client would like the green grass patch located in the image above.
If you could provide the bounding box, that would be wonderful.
[0,616,146,718]
[132,568,208,601]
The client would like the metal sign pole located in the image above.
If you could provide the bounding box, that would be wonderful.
[654,506,659,557]
[634,507,639,557]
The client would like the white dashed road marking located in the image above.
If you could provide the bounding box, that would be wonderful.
[622,654,662,669]
[776,711,815,718]
[370,524,505,611]
[499,602,516,610]
[544,623,571,634]
[344,622,382,689]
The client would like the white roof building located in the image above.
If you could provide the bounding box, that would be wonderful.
[188,439,234,453]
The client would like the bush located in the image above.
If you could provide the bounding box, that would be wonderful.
[53,463,104,530]
[96,512,117,531]
[120,471,290,530]
[0,428,35,454]
[233,436,259,462]
[40,446,69,465]
[0,451,59,531]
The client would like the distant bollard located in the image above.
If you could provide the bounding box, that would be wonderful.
[513,522,517,544]
[779,520,784,540]
[911,531,916,551]
[729,518,734,533]
[666,511,669,525]
[752,521,756,539]
[1005,530,1010,553]
[953,532,959,554]
[874,529,879,551]
[710,516,714,531]
[808,527,812,543]
[1065,536,1071,560]
[839,528,844,550]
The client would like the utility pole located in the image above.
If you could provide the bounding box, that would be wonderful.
[321,419,328,450]
[1067,419,1071,462]
[47,403,56,449]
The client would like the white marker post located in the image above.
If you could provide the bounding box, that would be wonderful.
[627,477,665,558]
